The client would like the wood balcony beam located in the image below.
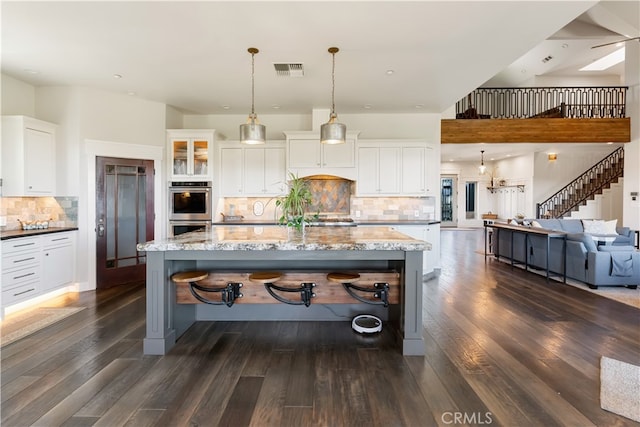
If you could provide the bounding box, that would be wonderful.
[441,118,630,144]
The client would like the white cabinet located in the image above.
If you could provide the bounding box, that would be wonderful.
[41,233,75,292]
[2,237,41,308]
[392,224,440,275]
[219,142,286,196]
[167,129,215,181]
[424,223,440,273]
[284,131,360,179]
[1,231,76,317]
[1,116,57,196]
[357,146,400,195]
[401,146,426,195]
[357,140,438,196]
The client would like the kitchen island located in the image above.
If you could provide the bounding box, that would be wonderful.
[137,226,429,356]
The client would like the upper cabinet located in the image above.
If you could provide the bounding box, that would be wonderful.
[167,129,215,181]
[284,131,360,179]
[356,140,438,196]
[1,116,57,196]
[218,141,286,196]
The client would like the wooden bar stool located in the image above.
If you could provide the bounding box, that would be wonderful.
[172,270,242,307]
[328,271,389,307]
[252,271,315,307]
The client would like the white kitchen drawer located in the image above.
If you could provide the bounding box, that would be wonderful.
[2,250,40,271]
[2,282,40,306]
[2,265,41,290]
[42,232,73,247]
[2,237,41,254]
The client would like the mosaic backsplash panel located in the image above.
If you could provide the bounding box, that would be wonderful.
[0,197,79,230]
[306,177,352,214]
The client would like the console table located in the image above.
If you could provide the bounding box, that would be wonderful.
[484,223,567,283]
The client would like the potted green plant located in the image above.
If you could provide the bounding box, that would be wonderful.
[276,173,313,232]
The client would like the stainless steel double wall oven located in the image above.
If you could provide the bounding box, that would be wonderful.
[168,181,212,236]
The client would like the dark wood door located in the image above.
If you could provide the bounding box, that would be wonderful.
[96,156,154,288]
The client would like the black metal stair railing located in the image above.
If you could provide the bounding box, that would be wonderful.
[456,87,627,119]
[536,147,624,219]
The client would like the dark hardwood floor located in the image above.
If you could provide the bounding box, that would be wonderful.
[2,229,639,426]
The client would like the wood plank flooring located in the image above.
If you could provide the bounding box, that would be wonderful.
[2,229,639,426]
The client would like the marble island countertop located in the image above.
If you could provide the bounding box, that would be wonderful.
[137,225,430,252]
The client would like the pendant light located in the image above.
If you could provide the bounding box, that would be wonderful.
[320,47,346,145]
[479,150,487,174]
[240,47,266,145]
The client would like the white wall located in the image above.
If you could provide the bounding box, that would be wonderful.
[440,160,495,227]
[532,145,622,204]
[6,81,169,291]
[1,74,36,116]
[184,111,441,141]
[622,39,640,231]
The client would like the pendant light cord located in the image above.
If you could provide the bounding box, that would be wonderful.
[328,47,339,117]
[251,50,256,117]
[331,51,336,115]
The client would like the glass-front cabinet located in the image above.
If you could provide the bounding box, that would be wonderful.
[167,130,215,181]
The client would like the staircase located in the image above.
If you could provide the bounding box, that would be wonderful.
[536,147,624,219]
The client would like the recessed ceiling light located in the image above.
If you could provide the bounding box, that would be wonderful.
[363,104,372,109]
[271,104,280,110]
[127,91,136,96]
[222,105,230,110]
[386,70,394,75]
[414,104,424,109]
[580,48,625,71]
[24,69,39,74]
[521,69,527,74]
[506,154,511,157]
[607,142,613,145]
[113,74,123,79]
[561,43,568,49]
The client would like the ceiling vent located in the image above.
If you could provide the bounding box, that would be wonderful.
[273,63,304,77]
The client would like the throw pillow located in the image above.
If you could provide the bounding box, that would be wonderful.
[531,220,542,228]
[509,219,519,225]
[582,219,607,234]
[604,219,618,235]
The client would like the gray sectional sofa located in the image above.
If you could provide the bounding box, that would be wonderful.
[495,219,639,289]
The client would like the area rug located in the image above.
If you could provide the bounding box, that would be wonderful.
[484,255,640,309]
[564,280,640,309]
[600,356,640,422]
[1,306,85,347]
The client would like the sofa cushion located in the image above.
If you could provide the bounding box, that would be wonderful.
[560,219,584,233]
[597,245,636,252]
[537,219,562,230]
[567,232,598,253]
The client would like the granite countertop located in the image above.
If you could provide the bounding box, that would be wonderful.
[213,220,441,226]
[137,225,429,252]
[0,227,79,240]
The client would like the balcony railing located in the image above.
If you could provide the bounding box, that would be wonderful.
[456,86,627,119]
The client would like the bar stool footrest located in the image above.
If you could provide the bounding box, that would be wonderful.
[265,282,316,307]
[189,282,243,307]
[343,282,389,307]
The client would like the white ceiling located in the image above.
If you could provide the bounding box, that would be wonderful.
[2,1,638,163]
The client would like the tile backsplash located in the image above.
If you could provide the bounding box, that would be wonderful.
[217,195,437,222]
[0,197,78,230]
